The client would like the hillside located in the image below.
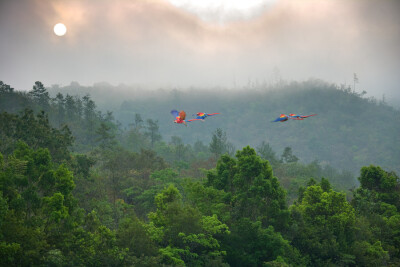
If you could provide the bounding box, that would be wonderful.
[48,80,399,174]
[2,79,400,266]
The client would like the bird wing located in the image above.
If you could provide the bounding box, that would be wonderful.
[171,110,179,117]
[272,117,285,122]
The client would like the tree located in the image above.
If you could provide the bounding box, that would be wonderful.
[224,218,301,267]
[358,165,399,202]
[131,113,144,130]
[95,123,117,151]
[53,92,66,126]
[102,150,135,206]
[257,141,279,165]
[183,180,230,221]
[116,217,159,263]
[320,177,332,192]
[205,147,302,266]
[352,165,400,215]
[351,166,400,262]
[170,136,186,162]
[207,146,289,230]
[64,94,77,120]
[74,96,84,119]
[0,109,73,162]
[0,81,14,93]
[28,81,50,111]
[0,143,79,266]
[145,119,161,148]
[209,128,234,159]
[82,94,97,134]
[123,115,148,152]
[147,185,229,266]
[281,147,299,163]
[119,149,167,218]
[352,241,389,266]
[290,184,356,266]
[192,140,211,161]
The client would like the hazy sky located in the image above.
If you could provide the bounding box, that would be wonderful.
[1,0,399,102]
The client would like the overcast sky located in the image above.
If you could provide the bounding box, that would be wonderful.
[1,0,399,102]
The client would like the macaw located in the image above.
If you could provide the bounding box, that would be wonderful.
[289,114,317,120]
[188,112,220,122]
[171,110,188,125]
[272,114,290,122]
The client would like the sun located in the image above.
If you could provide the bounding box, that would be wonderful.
[54,23,67,36]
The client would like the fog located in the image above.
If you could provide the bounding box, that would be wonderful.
[1,0,400,104]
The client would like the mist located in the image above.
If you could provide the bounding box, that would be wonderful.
[1,0,400,104]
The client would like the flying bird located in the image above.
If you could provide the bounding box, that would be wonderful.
[171,110,188,126]
[188,112,220,122]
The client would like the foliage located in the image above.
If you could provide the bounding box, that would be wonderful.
[148,185,230,266]
[209,128,235,159]
[0,109,73,162]
[224,218,302,267]
[207,146,289,230]
[1,80,400,265]
[55,79,399,174]
[351,165,400,264]
[290,183,357,266]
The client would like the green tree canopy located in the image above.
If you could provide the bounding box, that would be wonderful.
[207,146,289,230]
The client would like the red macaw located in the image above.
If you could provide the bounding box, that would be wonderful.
[272,114,290,122]
[171,110,188,125]
[289,114,317,120]
[188,112,220,122]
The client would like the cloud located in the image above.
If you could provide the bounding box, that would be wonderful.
[0,0,399,102]
[166,0,278,24]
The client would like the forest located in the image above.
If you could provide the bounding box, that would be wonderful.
[1,80,400,266]
[47,79,400,175]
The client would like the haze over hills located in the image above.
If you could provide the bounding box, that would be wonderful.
[2,0,400,106]
[2,0,400,265]
[46,79,400,174]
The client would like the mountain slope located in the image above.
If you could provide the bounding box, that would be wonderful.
[109,80,400,173]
